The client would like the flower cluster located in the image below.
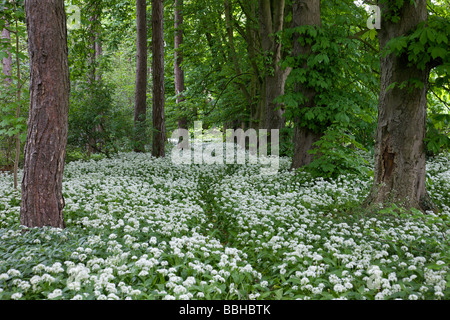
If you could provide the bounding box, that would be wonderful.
[0,149,448,300]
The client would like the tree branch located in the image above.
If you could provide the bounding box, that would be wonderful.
[350,29,379,53]
[430,87,450,112]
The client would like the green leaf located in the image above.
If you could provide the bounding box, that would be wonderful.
[305,110,315,121]
[419,30,428,45]
[430,47,447,60]
[308,28,317,38]
[386,82,397,92]
[426,28,436,42]
[410,42,425,55]
[390,37,408,52]
[435,33,448,45]
[274,289,284,300]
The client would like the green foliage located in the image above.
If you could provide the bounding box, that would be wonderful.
[279,3,379,172]
[384,17,450,71]
[375,2,450,155]
[301,125,371,179]
[68,81,134,156]
[0,0,25,24]
[281,9,379,134]
[279,127,294,158]
[426,113,450,156]
[0,1,29,166]
[0,91,27,142]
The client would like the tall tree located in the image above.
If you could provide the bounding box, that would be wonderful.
[12,1,23,190]
[87,1,104,155]
[259,0,290,130]
[224,0,253,128]
[152,0,166,157]
[1,22,12,86]
[366,0,438,212]
[175,0,187,130]
[231,0,264,129]
[1,20,14,177]
[290,0,323,169]
[20,0,70,228]
[134,0,148,152]
[87,1,102,84]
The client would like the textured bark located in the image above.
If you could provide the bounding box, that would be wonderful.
[174,0,187,130]
[366,0,436,212]
[292,126,323,169]
[94,35,102,82]
[87,4,103,155]
[13,9,22,190]
[259,0,290,130]
[224,0,255,127]
[88,5,101,84]
[239,0,263,129]
[152,0,166,158]
[1,23,12,85]
[1,21,15,183]
[290,0,323,169]
[134,0,148,152]
[20,0,69,228]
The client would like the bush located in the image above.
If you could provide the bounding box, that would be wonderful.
[303,125,372,179]
[68,81,134,156]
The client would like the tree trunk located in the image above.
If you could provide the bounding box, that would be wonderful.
[239,0,263,129]
[290,0,323,169]
[94,33,102,82]
[259,0,290,130]
[1,19,20,189]
[88,5,101,84]
[13,5,22,190]
[175,0,187,130]
[224,0,255,125]
[134,0,148,152]
[292,126,323,168]
[264,68,289,130]
[1,23,12,86]
[20,0,70,229]
[87,4,102,154]
[366,0,436,212]
[152,0,166,158]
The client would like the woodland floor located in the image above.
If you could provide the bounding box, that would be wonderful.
[0,148,449,300]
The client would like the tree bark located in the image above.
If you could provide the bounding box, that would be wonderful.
[259,0,290,130]
[20,0,70,228]
[94,33,102,82]
[290,0,323,169]
[366,0,436,212]
[87,3,102,155]
[1,19,20,189]
[87,3,101,84]
[13,5,22,190]
[1,23,12,86]
[175,0,187,130]
[152,0,166,158]
[224,0,255,125]
[236,0,263,130]
[134,0,148,152]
